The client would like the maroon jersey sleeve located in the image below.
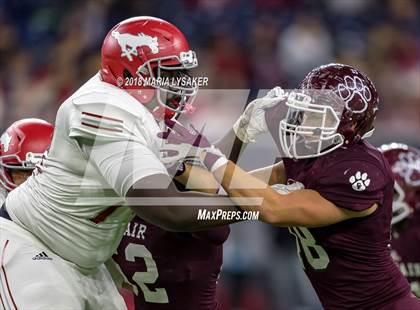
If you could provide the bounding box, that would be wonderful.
[316,160,388,212]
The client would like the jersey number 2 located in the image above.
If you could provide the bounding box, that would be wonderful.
[289,227,330,270]
[125,243,169,303]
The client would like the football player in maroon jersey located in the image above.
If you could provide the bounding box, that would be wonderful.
[160,63,420,309]
[111,161,229,310]
[381,143,420,297]
[112,217,229,310]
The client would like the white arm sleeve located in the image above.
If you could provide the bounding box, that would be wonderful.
[84,140,168,197]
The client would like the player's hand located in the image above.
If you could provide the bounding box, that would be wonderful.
[233,86,287,143]
[158,120,228,172]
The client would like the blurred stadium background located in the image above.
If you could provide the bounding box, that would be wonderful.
[0,0,418,309]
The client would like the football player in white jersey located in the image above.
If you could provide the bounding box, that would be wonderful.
[0,118,54,206]
[0,119,54,309]
[0,17,243,310]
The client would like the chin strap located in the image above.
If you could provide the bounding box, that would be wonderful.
[361,128,375,139]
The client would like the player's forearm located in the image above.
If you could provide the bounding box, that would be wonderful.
[126,174,241,232]
[131,202,240,232]
[249,161,286,185]
[212,161,350,227]
[212,160,284,224]
[174,164,220,194]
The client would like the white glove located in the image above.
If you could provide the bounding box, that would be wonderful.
[159,141,228,172]
[158,120,228,172]
[271,181,305,195]
[233,86,287,143]
[159,142,199,167]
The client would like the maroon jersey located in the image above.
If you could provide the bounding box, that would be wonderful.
[283,140,411,309]
[113,216,229,310]
[391,211,420,297]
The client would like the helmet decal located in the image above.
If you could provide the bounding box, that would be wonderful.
[392,151,420,187]
[338,75,372,113]
[381,143,420,224]
[111,31,159,61]
[0,132,12,152]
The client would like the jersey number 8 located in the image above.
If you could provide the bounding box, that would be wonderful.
[289,227,330,270]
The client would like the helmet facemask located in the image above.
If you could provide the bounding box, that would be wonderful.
[136,50,199,117]
[279,91,344,159]
[0,152,44,191]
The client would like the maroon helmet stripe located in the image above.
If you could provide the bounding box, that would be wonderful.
[81,122,123,133]
[82,112,123,123]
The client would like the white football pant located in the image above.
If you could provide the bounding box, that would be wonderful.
[0,218,127,310]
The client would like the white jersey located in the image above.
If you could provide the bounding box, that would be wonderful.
[0,186,6,206]
[6,74,168,271]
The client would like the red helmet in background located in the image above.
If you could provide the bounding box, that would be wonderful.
[380,143,420,225]
[0,118,54,191]
[100,16,198,119]
[279,63,379,159]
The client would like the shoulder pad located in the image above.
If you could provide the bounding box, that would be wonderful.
[319,159,387,193]
[68,91,150,144]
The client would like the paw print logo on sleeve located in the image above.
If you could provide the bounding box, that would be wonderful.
[349,171,371,191]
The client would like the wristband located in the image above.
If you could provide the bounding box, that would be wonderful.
[203,146,228,172]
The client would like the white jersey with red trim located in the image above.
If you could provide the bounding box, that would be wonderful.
[5,74,168,271]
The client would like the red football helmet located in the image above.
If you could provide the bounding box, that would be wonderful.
[380,143,420,225]
[100,16,198,120]
[279,63,379,159]
[0,118,54,191]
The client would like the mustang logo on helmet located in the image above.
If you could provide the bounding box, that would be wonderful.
[111,31,159,61]
[0,133,12,152]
